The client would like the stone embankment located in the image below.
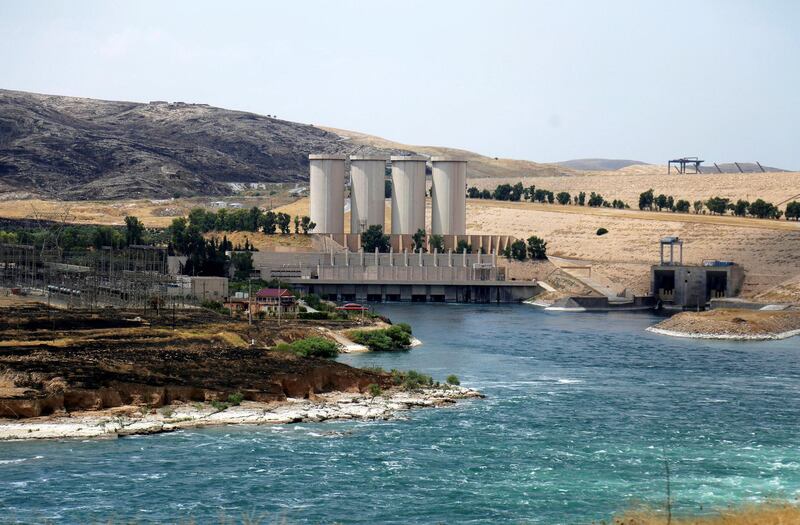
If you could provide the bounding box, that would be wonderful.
[647,308,800,340]
[0,386,482,441]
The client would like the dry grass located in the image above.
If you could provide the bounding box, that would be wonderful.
[614,501,800,524]
[321,126,568,178]
[467,200,800,299]
[203,231,313,250]
[0,192,301,228]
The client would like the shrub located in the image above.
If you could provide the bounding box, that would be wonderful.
[446,374,461,386]
[201,300,228,315]
[705,196,730,215]
[211,400,229,411]
[298,311,330,320]
[786,201,800,220]
[596,227,608,236]
[361,225,390,253]
[508,239,527,261]
[351,325,412,352]
[556,191,571,205]
[587,192,605,207]
[275,337,339,358]
[367,383,382,398]
[526,236,547,260]
[227,392,244,406]
[674,199,691,213]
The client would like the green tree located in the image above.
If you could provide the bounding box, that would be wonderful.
[510,182,524,202]
[578,191,586,206]
[0,231,19,244]
[455,239,472,253]
[300,216,316,234]
[124,215,144,246]
[293,215,300,234]
[230,251,254,281]
[262,211,277,234]
[556,191,571,205]
[92,226,123,249]
[429,234,445,252]
[748,198,780,219]
[674,200,691,213]
[638,189,654,210]
[704,196,730,215]
[526,236,547,260]
[533,189,548,203]
[493,184,513,201]
[785,201,800,220]
[361,225,390,253]
[276,212,291,234]
[508,239,527,260]
[480,189,492,199]
[412,228,426,252]
[587,192,604,207]
[732,199,750,217]
[693,200,704,214]
[467,186,481,198]
[655,194,669,211]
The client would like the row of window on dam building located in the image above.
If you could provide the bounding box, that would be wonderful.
[308,154,467,236]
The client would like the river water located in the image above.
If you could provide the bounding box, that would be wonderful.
[2,305,800,524]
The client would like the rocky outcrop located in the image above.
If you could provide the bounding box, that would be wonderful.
[0,386,483,440]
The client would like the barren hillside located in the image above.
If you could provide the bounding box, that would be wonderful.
[0,90,414,200]
[0,89,571,201]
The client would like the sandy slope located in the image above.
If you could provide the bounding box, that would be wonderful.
[466,200,800,298]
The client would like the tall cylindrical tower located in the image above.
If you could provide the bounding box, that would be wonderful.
[308,154,345,234]
[390,156,427,235]
[349,156,387,234]
[431,157,467,235]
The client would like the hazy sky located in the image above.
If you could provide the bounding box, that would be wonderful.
[2,1,798,168]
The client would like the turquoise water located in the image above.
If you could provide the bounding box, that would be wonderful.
[2,305,800,524]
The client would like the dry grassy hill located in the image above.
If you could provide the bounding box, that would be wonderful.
[321,126,571,179]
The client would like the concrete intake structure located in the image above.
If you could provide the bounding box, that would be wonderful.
[390,156,427,235]
[349,156,387,234]
[431,157,467,235]
[309,154,346,234]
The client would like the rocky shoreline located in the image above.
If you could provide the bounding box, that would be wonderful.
[0,385,482,441]
[647,309,800,341]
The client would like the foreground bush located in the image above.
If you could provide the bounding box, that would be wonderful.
[275,337,339,358]
[350,324,412,352]
[390,369,435,390]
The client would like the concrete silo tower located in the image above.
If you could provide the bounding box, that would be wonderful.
[431,157,467,235]
[349,156,387,234]
[308,154,345,234]
[389,155,428,235]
